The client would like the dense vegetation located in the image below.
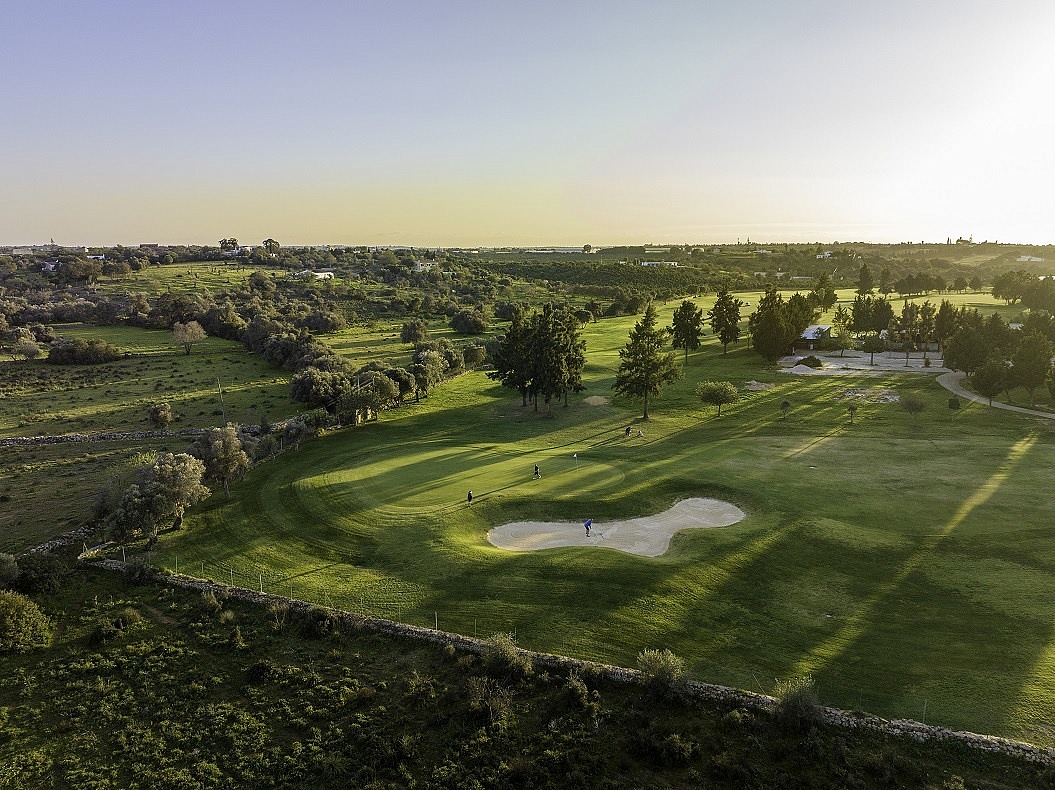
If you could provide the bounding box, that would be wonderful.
[1,566,1051,788]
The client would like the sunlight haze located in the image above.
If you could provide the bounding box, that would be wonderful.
[3,0,1053,246]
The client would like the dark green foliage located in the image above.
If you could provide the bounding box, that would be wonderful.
[297,606,341,639]
[482,632,533,679]
[0,569,1052,788]
[972,359,1008,406]
[46,336,124,365]
[450,308,489,335]
[669,300,704,362]
[708,287,742,353]
[10,553,66,597]
[748,287,794,362]
[613,304,682,419]
[800,355,823,368]
[0,589,52,652]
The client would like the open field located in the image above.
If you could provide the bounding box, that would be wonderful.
[0,438,188,553]
[0,324,299,439]
[155,301,1055,744]
[89,260,282,295]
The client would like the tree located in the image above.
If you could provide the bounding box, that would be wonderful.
[972,358,1007,406]
[147,453,210,529]
[862,334,885,365]
[149,402,173,428]
[450,309,488,335]
[262,238,280,256]
[708,288,742,354]
[0,553,18,588]
[780,399,791,419]
[0,590,52,653]
[809,272,837,311]
[463,345,486,369]
[199,425,249,499]
[697,381,740,416]
[831,305,853,357]
[172,320,207,355]
[944,327,988,378]
[669,300,704,363]
[400,320,430,344]
[969,275,983,292]
[1011,332,1053,406]
[748,287,793,362]
[856,263,874,295]
[107,453,209,540]
[847,402,859,425]
[878,267,893,296]
[613,304,682,419]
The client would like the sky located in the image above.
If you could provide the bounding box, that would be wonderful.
[2,0,1053,247]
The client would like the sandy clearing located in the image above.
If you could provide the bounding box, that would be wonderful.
[487,498,746,557]
[583,395,609,406]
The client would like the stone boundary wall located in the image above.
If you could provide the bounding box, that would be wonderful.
[85,558,1055,766]
[0,428,206,447]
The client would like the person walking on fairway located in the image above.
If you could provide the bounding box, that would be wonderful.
[584,518,592,537]
[533,464,540,479]
[625,425,632,438]
[467,490,473,507]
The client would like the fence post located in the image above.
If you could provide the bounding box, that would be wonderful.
[435,611,438,630]
[922,699,928,725]
[259,572,262,593]
[174,554,178,575]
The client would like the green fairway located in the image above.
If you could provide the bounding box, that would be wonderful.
[158,304,1055,744]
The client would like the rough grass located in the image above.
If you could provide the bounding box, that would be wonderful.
[0,324,299,438]
[3,568,1050,788]
[148,299,1055,745]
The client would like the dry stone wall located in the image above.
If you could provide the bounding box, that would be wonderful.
[83,557,1055,766]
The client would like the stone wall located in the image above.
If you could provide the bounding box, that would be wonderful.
[84,558,1055,766]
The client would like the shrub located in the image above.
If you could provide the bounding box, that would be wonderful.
[122,560,153,585]
[467,676,512,724]
[0,590,52,652]
[246,658,279,684]
[450,309,488,335]
[482,632,533,679]
[901,395,926,418]
[636,648,686,693]
[800,355,824,368]
[11,553,66,597]
[948,396,961,410]
[773,674,824,732]
[297,606,341,639]
[0,553,18,588]
[46,337,124,365]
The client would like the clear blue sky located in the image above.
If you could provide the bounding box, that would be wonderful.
[3,0,1053,246]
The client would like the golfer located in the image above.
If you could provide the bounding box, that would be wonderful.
[533,464,541,479]
[625,425,632,438]
[584,518,592,537]
[467,490,473,506]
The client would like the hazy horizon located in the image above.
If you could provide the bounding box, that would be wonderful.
[4,0,1053,247]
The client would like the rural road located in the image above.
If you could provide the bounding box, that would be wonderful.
[936,371,1055,420]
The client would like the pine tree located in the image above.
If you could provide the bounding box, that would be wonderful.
[669,300,704,363]
[613,304,682,419]
[748,287,793,362]
[857,263,875,295]
[708,288,742,354]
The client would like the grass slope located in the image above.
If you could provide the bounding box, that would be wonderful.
[156,300,1055,744]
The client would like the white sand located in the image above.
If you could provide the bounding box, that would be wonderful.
[487,498,746,557]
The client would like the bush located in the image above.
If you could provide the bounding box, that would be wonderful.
[11,553,66,597]
[0,553,18,588]
[246,658,279,684]
[482,632,533,679]
[450,309,488,335]
[637,648,686,693]
[0,590,52,652]
[800,355,824,368]
[297,606,341,639]
[122,560,153,585]
[773,674,824,732]
[46,337,124,365]
[948,396,961,410]
[901,395,926,418]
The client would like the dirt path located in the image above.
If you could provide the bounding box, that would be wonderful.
[936,371,1055,420]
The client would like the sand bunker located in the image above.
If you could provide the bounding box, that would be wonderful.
[487,498,745,557]
[583,395,609,406]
